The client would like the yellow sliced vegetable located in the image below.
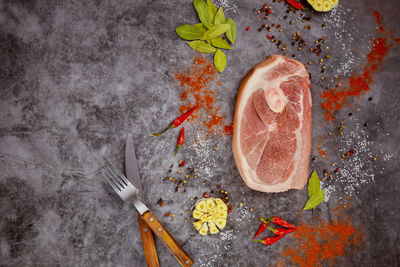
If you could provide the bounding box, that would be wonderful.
[193,210,204,219]
[208,222,219,234]
[192,197,228,235]
[215,218,226,229]
[199,222,208,235]
[206,198,216,210]
[308,0,338,12]
[193,220,203,231]
[196,200,207,212]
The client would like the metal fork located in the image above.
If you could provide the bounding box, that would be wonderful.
[101,160,193,267]
[102,160,148,214]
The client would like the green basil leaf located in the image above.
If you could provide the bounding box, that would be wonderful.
[214,7,225,24]
[187,40,217,53]
[206,0,217,22]
[303,189,325,210]
[193,0,212,29]
[214,49,227,72]
[201,23,230,40]
[175,24,205,40]
[224,18,236,44]
[207,37,231,49]
[308,170,320,197]
[194,23,208,34]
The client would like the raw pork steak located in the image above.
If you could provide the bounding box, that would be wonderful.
[232,55,312,192]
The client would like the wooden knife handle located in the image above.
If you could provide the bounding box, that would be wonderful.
[137,211,159,267]
[142,211,193,267]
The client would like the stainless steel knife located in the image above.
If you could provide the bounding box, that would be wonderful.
[125,134,193,267]
[126,134,159,267]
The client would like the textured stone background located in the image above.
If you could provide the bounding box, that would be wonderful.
[0,0,399,266]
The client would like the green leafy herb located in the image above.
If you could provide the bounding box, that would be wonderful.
[224,18,236,44]
[214,7,225,24]
[303,170,325,211]
[201,23,230,40]
[175,0,237,72]
[187,40,217,53]
[214,49,227,72]
[303,190,325,211]
[193,0,212,29]
[207,37,231,50]
[206,0,217,22]
[194,23,208,34]
[307,170,320,197]
[175,24,205,40]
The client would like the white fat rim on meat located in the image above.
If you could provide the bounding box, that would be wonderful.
[237,56,309,192]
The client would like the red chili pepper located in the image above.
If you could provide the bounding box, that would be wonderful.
[150,105,198,136]
[267,226,296,236]
[286,0,303,10]
[174,127,184,156]
[265,216,296,229]
[254,235,283,245]
[254,218,271,238]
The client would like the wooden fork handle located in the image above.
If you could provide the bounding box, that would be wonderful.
[142,211,193,267]
[137,211,159,267]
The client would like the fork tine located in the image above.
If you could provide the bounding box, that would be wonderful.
[102,168,121,192]
[105,160,130,186]
[103,164,125,189]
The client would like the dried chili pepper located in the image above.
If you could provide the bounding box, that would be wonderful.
[267,226,296,236]
[254,235,283,245]
[265,216,296,229]
[254,218,271,238]
[150,105,198,136]
[179,160,186,167]
[286,0,303,10]
[175,127,184,156]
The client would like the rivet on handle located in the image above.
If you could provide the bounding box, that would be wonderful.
[149,217,154,222]
[158,228,162,232]
[185,260,190,264]
[143,228,148,232]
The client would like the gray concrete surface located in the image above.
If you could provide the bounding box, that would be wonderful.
[0,0,399,266]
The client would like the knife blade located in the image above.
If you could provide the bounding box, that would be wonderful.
[125,134,159,267]
[124,134,193,266]
[125,134,145,201]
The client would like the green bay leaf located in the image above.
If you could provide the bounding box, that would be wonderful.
[308,170,320,197]
[193,0,212,29]
[225,18,236,44]
[187,40,217,53]
[207,37,231,49]
[214,49,227,72]
[206,0,217,22]
[214,7,225,24]
[194,23,208,34]
[201,23,230,40]
[175,24,205,40]
[303,189,325,210]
